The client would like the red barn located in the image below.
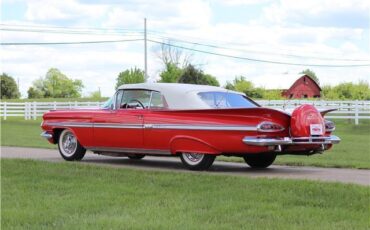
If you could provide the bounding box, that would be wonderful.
[281,74,321,99]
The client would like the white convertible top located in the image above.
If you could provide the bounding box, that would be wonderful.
[117,83,244,109]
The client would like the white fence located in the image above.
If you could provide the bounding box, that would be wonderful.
[0,101,104,120]
[0,100,369,125]
[257,100,370,125]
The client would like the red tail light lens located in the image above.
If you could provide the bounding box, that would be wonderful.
[257,122,285,132]
[325,120,335,132]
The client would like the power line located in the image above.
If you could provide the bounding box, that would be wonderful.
[0,23,143,32]
[2,24,369,67]
[148,39,370,68]
[3,24,368,62]
[1,38,143,46]
[149,34,369,62]
[3,38,369,67]
[0,28,142,36]
[147,30,370,61]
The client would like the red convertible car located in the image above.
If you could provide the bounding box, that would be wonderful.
[41,83,340,170]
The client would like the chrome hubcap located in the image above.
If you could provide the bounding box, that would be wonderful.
[182,152,204,165]
[61,131,77,156]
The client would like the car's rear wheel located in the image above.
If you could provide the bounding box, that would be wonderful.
[127,154,145,160]
[243,153,276,168]
[58,129,86,161]
[180,152,216,170]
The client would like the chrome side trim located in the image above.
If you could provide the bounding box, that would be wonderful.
[87,147,171,155]
[243,135,341,146]
[150,124,257,131]
[40,131,53,139]
[44,122,257,131]
[93,123,142,129]
[46,122,93,128]
[45,122,142,129]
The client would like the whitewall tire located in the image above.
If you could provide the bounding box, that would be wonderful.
[58,129,86,161]
[180,152,216,170]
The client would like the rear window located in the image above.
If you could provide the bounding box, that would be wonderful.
[198,92,257,109]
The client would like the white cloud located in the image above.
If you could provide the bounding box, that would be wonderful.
[217,0,272,6]
[263,0,370,28]
[103,0,211,30]
[25,0,109,22]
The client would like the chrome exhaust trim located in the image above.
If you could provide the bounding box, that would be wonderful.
[40,131,53,139]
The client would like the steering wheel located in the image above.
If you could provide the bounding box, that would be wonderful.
[128,99,145,109]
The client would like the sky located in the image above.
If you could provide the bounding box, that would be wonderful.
[1,0,369,97]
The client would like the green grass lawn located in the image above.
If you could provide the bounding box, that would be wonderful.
[1,159,368,230]
[1,118,369,168]
[1,118,55,149]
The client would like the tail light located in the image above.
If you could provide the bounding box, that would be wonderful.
[325,120,335,132]
[257,121,285,132]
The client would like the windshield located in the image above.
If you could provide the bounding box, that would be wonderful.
[198,91,258,109]
[102,97,113,109]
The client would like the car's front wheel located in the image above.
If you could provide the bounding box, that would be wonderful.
[243,153,276,168]
[58,129,86,161]
[180,152,216,170]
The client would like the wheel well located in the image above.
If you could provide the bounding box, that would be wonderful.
[170,136,220,155]
[52,128,64,144]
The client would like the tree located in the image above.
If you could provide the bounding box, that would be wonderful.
[203,74,220,87]
[232,76,254,94]
[157,42,192,83]
[224,81,235,90]
[322,80,370,100]
[87,90,102,100]
[159,63,183,83]
[27,68,83,98]
[225,76,266,98]
[157,41,192,68]
[1,73,20,99]
[300,69,319,85]
[27,87,43,99]
[262,89,284,100]
[177,64,219,86]
[115,67,145,89]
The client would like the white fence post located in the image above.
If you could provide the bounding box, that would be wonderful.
[33,102,37,120]
[3,102,7,120]
[24,102,27,120]
[27,102,31,120]
[53,101,57,110]
[355,100,359,125]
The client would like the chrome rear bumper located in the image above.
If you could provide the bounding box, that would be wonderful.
[243,135,341,146]
[40,131,53,139]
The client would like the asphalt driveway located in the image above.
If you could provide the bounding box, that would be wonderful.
[1,146,369,186]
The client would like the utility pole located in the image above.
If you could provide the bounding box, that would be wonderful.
[144,18,148,81]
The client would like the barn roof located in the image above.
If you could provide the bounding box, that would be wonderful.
[253,74,319,90]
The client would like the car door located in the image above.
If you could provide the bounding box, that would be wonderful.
[92,89,147,149]
[143,91,173,151]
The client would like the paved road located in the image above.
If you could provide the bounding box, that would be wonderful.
[2,146,369,186]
